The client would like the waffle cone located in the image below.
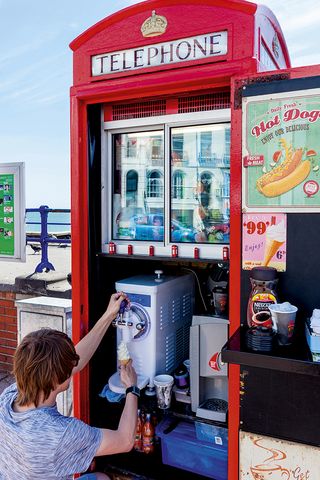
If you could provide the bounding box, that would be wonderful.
[119,358,130,366]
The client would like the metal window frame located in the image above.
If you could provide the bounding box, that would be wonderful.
[101,109,231,259]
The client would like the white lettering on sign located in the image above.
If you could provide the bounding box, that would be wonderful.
[91,31,227,76]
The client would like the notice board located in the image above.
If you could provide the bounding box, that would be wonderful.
[0,163,25,261]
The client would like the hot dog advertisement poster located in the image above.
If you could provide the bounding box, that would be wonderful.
[242,87,320,212]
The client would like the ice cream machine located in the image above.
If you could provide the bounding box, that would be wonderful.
[108,271,194,394]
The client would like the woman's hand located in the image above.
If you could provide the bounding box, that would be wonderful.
[102,292,128,324]
[120,360,137,388]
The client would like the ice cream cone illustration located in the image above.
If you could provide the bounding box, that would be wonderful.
[263,239,285,266]
[118,341,130,366]
[262,220,286,267]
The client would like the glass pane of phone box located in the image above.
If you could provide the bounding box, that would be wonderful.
[111,125,230,245]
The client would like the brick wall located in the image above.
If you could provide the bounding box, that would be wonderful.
[0,291,17,372]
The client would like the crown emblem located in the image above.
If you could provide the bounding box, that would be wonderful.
[141,10,168,38]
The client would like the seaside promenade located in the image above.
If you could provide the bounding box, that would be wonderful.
[0,244,71,392]
[0,243,71,293]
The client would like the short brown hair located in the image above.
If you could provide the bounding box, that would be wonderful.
[13,329,79,407]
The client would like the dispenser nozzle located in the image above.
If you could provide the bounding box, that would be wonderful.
[155,270,163,281]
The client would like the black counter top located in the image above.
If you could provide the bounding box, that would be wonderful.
[221,324,320,376]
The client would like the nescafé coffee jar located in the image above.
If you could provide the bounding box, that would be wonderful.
[247,267,278,327]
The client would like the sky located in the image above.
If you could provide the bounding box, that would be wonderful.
[0,0,319,208]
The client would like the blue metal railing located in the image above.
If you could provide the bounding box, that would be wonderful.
[26,205,71,273]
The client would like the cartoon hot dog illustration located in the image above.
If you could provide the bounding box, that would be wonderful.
[261,160,311,197]
[256,139,312,198]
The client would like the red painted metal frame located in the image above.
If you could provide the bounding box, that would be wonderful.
[70,95,90,424]
[228,63,320,479]
[70,1,291,478]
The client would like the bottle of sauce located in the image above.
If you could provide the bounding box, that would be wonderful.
[134,409,143,452]
[247,266,278,327]
[142,413,155,454]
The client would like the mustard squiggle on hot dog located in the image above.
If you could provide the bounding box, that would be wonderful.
[256,146,303,193]
[260,160,311,198]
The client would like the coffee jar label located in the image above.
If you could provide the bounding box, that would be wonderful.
[252,293,276,313]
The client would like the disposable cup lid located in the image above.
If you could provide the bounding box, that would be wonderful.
[269,303,297,314]
[154,374,174,386]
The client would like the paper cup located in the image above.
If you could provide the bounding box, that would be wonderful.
[269,304,298,345]
[153,374,174,409]
[183,359,190,373]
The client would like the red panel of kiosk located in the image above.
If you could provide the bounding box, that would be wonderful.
[70,2,291,480]
[71,1,255,85]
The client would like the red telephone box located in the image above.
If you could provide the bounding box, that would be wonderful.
[70,1,292,479]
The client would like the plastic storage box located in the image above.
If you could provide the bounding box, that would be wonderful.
[156,418,228,480]
[305,319,320,362]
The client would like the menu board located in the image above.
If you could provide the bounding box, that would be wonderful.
[242,88,320,212]
[0,174,14,255]
[242,213,287,272]
[0,163,25,261]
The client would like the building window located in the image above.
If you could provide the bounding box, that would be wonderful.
[126,170,138,206]
[126,137,137,157]
[147,171,163,198]
[172,171,184,199]
[199,172,212,207]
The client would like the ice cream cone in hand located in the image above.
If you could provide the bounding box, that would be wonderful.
[119,358,130,366]
[118,341,130,366]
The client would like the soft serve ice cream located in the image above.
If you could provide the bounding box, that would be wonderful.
[118,341,130,366]
[263,220,286,267]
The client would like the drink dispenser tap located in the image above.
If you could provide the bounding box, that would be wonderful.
[112,299,133,343]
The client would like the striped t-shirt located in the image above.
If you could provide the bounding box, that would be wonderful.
[0,383,102,479]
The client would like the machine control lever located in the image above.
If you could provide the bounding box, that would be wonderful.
[136,322,145,331]
[119,299,128,323]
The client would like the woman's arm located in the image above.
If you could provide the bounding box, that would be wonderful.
[95,361,138,456]
[73,292,126,374]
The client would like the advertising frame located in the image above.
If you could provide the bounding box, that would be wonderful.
[242,84,320,212]
[0,162,26,262]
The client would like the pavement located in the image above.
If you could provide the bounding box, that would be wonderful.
[0,243,71,298]
[0,245,71,285]
[0,243,72,394]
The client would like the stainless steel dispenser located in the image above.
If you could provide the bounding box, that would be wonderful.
[190,315,229,422]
